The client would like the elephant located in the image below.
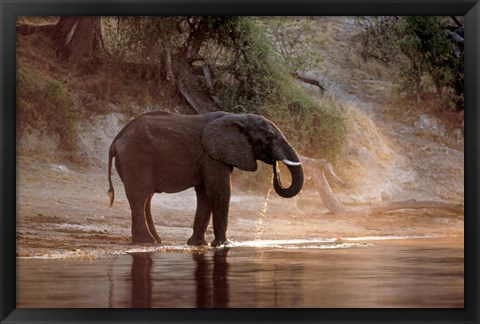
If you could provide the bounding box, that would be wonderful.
[107,111,304,247]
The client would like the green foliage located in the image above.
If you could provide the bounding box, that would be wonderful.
[399,17,456,97]
[214,18,275,112]
[259,17,324,72]
[17,65,81,156]
[213,18,346,161]
[356,17,401,63]
[357,16,464,110]
[271,92,346,162]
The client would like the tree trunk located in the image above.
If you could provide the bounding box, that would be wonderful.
[159,19,217,114]
[53,16,103,64]
[302,156,350,214]
[172,58,217,114]
[338,199,464,217]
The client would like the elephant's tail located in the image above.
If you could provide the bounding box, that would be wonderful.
[108,144,115,207]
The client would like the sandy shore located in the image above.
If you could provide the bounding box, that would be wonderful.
[16,155,464,259]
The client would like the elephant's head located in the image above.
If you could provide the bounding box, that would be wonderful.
[202,113,304,198]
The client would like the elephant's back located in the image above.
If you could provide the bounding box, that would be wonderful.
[112,111,230,156]
[113,112,207,161]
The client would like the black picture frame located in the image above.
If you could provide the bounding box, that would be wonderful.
[1,0,478,323]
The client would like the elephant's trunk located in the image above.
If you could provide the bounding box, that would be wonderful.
[272,146,304,198]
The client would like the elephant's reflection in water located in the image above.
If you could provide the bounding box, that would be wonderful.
[130,253,153,308]
[129,250,230,308]
[193,249,230,308]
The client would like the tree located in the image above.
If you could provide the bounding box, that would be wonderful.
[17,17,105,66]
[260,17,326,91]
[51,17,104,64]
[358,16,464,110]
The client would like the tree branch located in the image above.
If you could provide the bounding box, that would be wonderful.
[291,71,326,91]
[176,81,202,114]
[447,30,464,48]
[301,155,463,216]
[202,64,214,92]
[165,46,175,82]
[450,16,463,28]
[302,156,349,214]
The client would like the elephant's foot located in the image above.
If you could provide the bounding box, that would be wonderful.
[187,235,208,246]
[211,238,229,247]
[151,233,162,244]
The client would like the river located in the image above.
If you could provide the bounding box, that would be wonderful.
[16,236,463,308]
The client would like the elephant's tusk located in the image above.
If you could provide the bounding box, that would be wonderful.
[281,159,302,166]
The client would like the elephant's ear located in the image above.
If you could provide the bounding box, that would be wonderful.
[202,115,257,172]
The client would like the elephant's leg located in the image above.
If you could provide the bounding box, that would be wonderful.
[207,172,232,247]
[187,185,211,246]
[145,195,162,243]
[210,194,230,247]
[127,191,156,244]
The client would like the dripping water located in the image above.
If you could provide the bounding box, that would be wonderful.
[254,176,273,241]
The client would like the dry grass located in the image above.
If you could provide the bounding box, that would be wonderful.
[314,20,336,48]
[380,93,464,150]
[342,99,394,158]
[346,48,391,80]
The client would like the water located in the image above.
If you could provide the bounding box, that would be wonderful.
[16,237,463,308]
[253,187,272,241]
